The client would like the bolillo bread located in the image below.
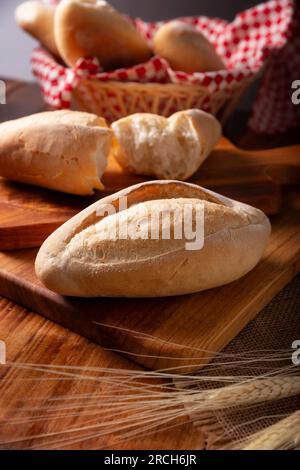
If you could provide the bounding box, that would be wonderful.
[35,181,271,298]
[15,1,59,57]
[111,110,222,180]
[54,0,152,69]
[153,21,225,73]
[0,110,112,195]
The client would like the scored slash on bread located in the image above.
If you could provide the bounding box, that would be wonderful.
[112,109,222,181]
[0,110,113,195]
[35,181,271,298]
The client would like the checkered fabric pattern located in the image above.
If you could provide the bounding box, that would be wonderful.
[248,1,300,133]
[32,0,298,133]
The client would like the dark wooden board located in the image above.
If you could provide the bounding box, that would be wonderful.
[0,206,299,373]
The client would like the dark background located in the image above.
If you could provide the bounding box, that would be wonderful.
[109,0,262,21]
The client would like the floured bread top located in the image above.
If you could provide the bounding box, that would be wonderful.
[63,197,263,266]
[35,181,271,297]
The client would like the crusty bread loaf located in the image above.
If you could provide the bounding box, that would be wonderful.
[15,1,59,57]
[0,110,112,195]
[153,21,225,73]
[111,110,221,180]
[35,181,271,298]
[54,0,152,69]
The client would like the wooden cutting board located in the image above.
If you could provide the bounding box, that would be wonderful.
[1,78,300,375]
[0,204,299,373]
[4,135,300,250]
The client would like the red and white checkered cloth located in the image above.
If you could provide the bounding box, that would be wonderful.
[248,0,300,133]
[33,0,299,134]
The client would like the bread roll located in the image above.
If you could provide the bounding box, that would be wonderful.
[15,1,59,57]
[54,0,152,69]
[35,181,271,297]
[111,110,221,180]
[153,21,225,73]
[0,110,112,195]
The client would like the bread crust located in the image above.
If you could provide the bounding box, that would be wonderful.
[111,110,222,180]
[54,0,152,69]
[35,181,271,297]
[15,1,59,56]
[153,21,225,73]
[0,110,112,195]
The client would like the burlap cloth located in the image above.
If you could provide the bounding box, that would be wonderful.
[185,274,300,450]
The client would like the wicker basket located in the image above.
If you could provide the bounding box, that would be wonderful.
[32,46,256,124]
[31,1,293,125]
[70,78,252,124]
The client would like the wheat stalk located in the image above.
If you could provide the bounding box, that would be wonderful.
[1,343,299,451]
[185,376,300,411]
[1,358,299,450]
[241,411,300,450]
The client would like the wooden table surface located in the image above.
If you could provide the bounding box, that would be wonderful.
[0,296,204,450]
[0,77,299,450]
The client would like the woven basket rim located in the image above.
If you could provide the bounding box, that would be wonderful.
[80,78,211,93]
